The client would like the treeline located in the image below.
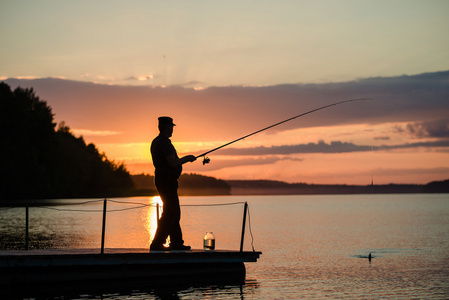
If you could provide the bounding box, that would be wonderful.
[0,82,134,199]
[227,179,449,195]
[132,173,231,196]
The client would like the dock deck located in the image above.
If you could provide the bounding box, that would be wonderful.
[0,248,261,291]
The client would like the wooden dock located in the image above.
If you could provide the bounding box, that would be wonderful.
[1,200,260,297]
[0,248,261,291]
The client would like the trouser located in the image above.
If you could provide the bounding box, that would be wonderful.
[151,176,184,247]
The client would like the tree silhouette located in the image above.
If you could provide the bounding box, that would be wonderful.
[0,82,134,200]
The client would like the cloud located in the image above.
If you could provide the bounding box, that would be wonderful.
[182,81,206,90]
[405,119,449,138]
[186,156,300,171]
[182,81,206,87]
[72,129,122,137]
[125,75,155,81]
[374,136,390,140]
[203,140,449,156]
[4,70,449,142]
[15,76,41,80]
[212,141,368,155]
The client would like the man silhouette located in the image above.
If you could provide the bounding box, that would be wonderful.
[150,116,196,251]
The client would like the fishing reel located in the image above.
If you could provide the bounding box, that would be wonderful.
[202,156,210,165]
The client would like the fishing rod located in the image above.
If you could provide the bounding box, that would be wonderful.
[196,98,371,165]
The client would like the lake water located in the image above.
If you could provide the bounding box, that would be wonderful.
[1,194,449,299]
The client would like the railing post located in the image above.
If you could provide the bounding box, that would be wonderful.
[101,199,107,254]
[156,203,160,224]
[25,204,29,250]
[240,202,248,252]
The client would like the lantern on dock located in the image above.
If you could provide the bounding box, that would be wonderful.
[203,232,215,250]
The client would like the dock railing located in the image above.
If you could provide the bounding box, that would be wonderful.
[8,199,254,253]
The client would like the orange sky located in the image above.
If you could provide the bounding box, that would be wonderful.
[5,74,449,185]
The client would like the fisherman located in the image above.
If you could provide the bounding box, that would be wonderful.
[150,116,196,251]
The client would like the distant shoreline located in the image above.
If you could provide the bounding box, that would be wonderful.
[1,178,447,203]
[226,179,449,195]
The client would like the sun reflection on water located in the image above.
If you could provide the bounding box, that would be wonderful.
[144,196,163,248]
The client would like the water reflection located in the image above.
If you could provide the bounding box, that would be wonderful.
[2,194,448,299]
[0,206,90,250]
[1,197,248,251]
[9,277,259,300]
[144,196,163,248]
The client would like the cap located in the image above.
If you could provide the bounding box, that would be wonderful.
[158,116,176,127]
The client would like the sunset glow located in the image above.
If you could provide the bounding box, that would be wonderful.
[2,1,448,185]
[91,120,449,185]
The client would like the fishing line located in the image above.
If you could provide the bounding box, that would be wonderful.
[196,98,371,165]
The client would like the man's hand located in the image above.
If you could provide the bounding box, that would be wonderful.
[185,155,197,163]
[166,154,197,168]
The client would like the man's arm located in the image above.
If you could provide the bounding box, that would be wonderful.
[166,154,196,168]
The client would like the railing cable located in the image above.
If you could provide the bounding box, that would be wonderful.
[2,199,256,251]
